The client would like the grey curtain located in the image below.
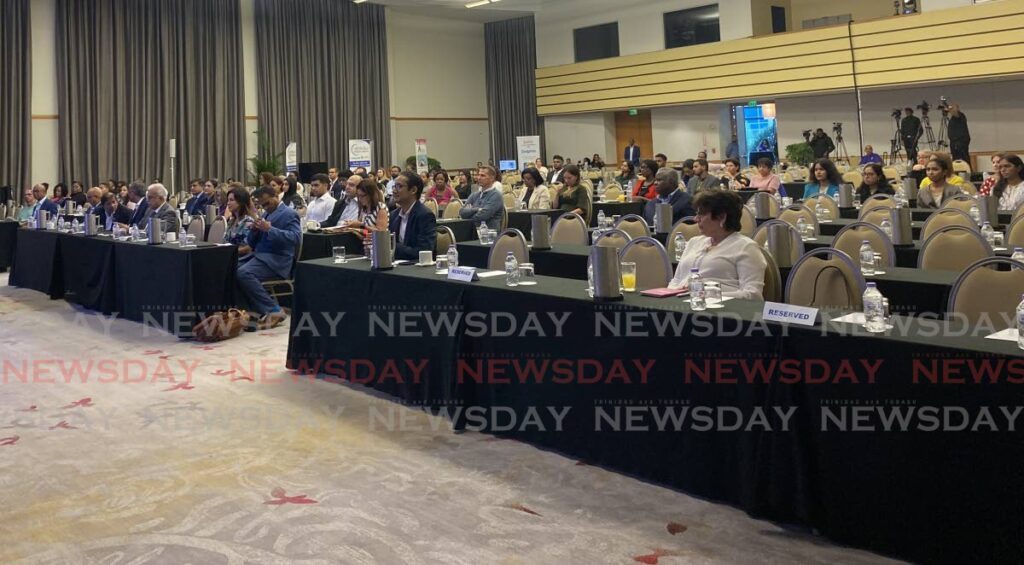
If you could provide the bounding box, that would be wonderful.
[254,0,391,171]
[485,16,542,163]
[0,0,31,202]
[56,0,246,190]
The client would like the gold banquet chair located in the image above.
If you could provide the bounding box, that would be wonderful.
[603,185,623,201]
[262,236,304,306]
[859,194,895,217]
[442,200,463,219]
[740,206,756,236]
[940,194,976,214]
[752,220,805,265]
[206,217,227,244]
[435,225,456,257]
[487,229,529,270]
[842,171,863,187]
[921,208,976,241]
[619,237,672,291]
[614,214,650,240]
[186,216,206,241]
[952,159,972,175]
[804,194,840,220]
[859,207,893,230]
[947,257,1024,329]
[667,217,701,258]
[759,246,783,302]
[778,204,819,235]
[785,248,866,310]
[502,193,517,210]
[918,226,993,272]
[1006,215,1024,247]
[833,222,896,268]
[424,198,439,217]
[551,212,589,245]
[593,229,632,251]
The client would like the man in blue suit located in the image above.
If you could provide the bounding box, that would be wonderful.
[624,138,641,168]
[643,168,694,226]
[184,179,209,216]
[126,182,150,226]
[388,171,436,261]
[29,183,60,220]
[236,186,302,329]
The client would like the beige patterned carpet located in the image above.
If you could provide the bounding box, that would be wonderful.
[0,273,898,564]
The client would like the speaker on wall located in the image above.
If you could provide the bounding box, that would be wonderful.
[297,162,328,183]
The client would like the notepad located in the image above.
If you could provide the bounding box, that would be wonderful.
[984,328,1019,343]
[640,288,687,298]
[476,270,505,279]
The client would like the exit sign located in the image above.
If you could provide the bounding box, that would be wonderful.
[628,108,638,116]
[747,100,759,106]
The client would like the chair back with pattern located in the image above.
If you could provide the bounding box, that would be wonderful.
[918,225,993,272]
[594,229,632,251]
[614,214,650,240]
[187,216,205,241]
[759,246,782,302]
[619,237,672,291]
[487,228,529,270]
[952,160,972,174]
[842,171,863,187]
[785,248,866,310]
[859,194,895,217]
[921,207,976,241]
[804,194,839,220]
[833,222,896,267]
[948,257,1024,329]
[740,206,756,236]
[551,212,588,245]
[778,204,818,235]
[435,225,455,257]
[1006,215,1024,247]
[502,193,516,210]
[424,198,439,216]
[207,217,226,243]
[603,185,622,200]
[442,200,462,219]
[940,194,976,214]
[752,220,805,265]
[667,217,701,257]
[548,185,561,208]
[859,207,893,229]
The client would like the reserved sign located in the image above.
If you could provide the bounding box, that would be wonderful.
[447,266,479,282]
[762,302,818,326]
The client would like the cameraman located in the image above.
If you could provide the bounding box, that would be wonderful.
[810,128,835,159]
[947,103,971,162]
[900,107,923,163]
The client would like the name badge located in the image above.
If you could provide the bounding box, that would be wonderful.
[762,302,818,326]
[447,266,479,282]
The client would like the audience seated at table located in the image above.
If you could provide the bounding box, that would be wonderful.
[272,176,306,213]
[138,184,181,233]
[126,182,149,226]
[668,190,767,300]
[424,171,458,206]
[303,173,338,224]
[17,188,37,222]
[69,182,87,207]
[533,158,548,178]
[993,155,1024,211]
[385,171,436,261]
[720,158,750,189]
[643,168,694,226]
[590,154,606,169]
[83,187,102,211]
[513,167,551,210]
[655,153,668,170]
[546,155,565,185]
[802,158,842,199]
[556,164,592,225]
[460,166,505,230]
[632,160,659,200]
[745,156,782,196]
[916,151,966,190]
[686,158,723,194]
[978,154,1004,196]
[184,179,207,216]
[236,186,301,329]
[224,186,257,251]
[29,183,60,220]
[214,186,228,216]
[51,183,68,207]
[859,145,883,165]
[320,174,362,228]
[856,163,895,202]
[916,153,962,209]
[97,192,132,231]
[615,160,636,188]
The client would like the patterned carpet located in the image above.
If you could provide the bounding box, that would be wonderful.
[0,273,898,564]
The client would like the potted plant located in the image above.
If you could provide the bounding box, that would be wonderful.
[785,142,814,167]
[247,129,285,186]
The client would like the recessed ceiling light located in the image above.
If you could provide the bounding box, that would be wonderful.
[466,0,491,7]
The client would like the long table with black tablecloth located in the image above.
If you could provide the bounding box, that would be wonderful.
[817,218,923,239]
[300,231,364,261]
[286,258,1024,564]
[590,201,645,226]
[839,206,1013,226]
[0,220,18,272]
[436,218,477,242]
[8,227,238,336]
[507,209,563,240]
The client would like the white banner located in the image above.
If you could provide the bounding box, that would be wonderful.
[516,135,541,170]
[285,142,297,173]
[348,139,373,172]
[414,139,429,174]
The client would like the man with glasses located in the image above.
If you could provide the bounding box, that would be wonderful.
[321,174,362,228]
[236,186,301,330]
[17,188,37,222]
[386,171,436,261]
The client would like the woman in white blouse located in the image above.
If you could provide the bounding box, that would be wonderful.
[516,167,552,210]
[993,155,1024,212]
[668,190,767,300]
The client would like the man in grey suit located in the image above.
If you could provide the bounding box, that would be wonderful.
[138,184,181,233]
[459,165,505,231]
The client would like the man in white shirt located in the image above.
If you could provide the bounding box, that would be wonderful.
[385,165,401,201]
[304,173,337,224]
[546,155,565,185]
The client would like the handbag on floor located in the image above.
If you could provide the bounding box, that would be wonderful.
[192,308,249,341]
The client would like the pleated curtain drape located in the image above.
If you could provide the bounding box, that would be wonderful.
[484,16,542,164]
[254,0,392,171]
[55,0,246,190]
[0,0,31,203]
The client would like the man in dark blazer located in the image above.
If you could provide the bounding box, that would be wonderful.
[624,138,641,168]
[29,183,60,220]
[96,192,133,231]
[138,184,181,232]
[184,179,211,216]
[644,167,694,226]
[388,171,436,261]
[126,182,150,226]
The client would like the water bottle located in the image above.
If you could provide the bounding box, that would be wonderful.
[71,218,80,233]
[178,225,188,247]
[446,243,459,269]
[969,203,981,226]
[880,218,893,238]
[1012,247,1024,269]
[863,282,885,333]
[796,217,808,239]
[673,233,686,261]
[504,252,519,287]
[689,268,706,311]
[587,260,594,293]
[183,212,191,227]
[895,187,906,206]
[981,221,995,246]
[130,225,140,241]
[478,222,487,240]
[859,240,875,276]
[815,200,828,222]
[1017,294,1024,350]
[597,209,606,227]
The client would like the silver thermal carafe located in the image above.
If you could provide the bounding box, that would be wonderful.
[84,211,99,236]
[889,206,913,246]
[147,219,163,245]
[977,194,999,227]
[753,192,774,220]
[655,203,673,234]
[902,177,918,202]
[370,229,394,270]
[36,210,49,230]
[531,214,551,250]
[766,222,795,268]
[838,184,854,208]
[590,245,623,302]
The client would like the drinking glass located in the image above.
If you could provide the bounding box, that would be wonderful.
[705,282,723,308]
[518,263,537,285]
[620,261,637,293]
[185,234,197,247]
[435,256,449,274]
[332,246,347,264]
[873,253,884,274]
[782,197,793,207]
[994,231,1005,248]
[390,233,397,262]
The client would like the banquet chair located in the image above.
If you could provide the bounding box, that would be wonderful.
[1013,204,1024,221]
[759,246,783,302]
[833,222,895,268]
[502,193,517,210]
[551,212,588,245]
[667,217,701,257]
[918,226,992,272]
[435,225,455,257]
[499,207,508,232]
[953,160,972,174]
[785,248,866,310]
[740,207,756,236]
[804,194,840,220]
[187,217,205,241]
[549,184,562,208]
[941,194,976,214]
[778,204,819,235]
[842,171,863,187]
[619,237,672,291]
[859,194,894,217]
[594,229,632,251]
[0,205,6,220]
[1006,216,1024,247]
[752,220,805,265]
[882,166,901,181]
[206,217,227,244]
[921,208,976,241]
[947,257,1024,329]
[750,192,781,217]
[442,200,462,219]
[487,229,528,270]
[859,207,893,230]
[614,214,650,240]
[424,198,439,217]
[261,236,304,308]
[603,185,623,201]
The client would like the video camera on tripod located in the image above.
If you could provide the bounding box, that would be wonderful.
[916,99,931,114]
[936,96,950,113]
[832,122,843,135]
[801,129,812,142]
[891,108,902,120]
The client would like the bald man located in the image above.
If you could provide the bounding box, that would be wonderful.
[30,183,60,220]
[85,187,103,210]
[138,183,180,232]
[320,174,362,228]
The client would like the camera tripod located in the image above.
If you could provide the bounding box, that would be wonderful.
[920,110,938,151]
[887,114,905,165]
[935,109,950,152]
[834,130,850,166]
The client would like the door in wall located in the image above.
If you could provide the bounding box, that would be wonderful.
[615,110,653,165]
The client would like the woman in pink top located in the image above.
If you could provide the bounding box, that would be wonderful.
[748,157,783,195]
[424,171,458,206]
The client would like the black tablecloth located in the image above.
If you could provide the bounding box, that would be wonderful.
[839,207,1013,227]
[590,201,644,226]
[59,233,117,313]
[437,218,477,242]
[781,182,805,198]
[817,218,923,239]
[9,228,63,298]
[457,242,592,280]
[0,220,18,272]
[507,209,563,240]
[286,259,1024,564]
[301,231,364,261]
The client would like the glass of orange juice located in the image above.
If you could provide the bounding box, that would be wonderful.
[620,261,637,292]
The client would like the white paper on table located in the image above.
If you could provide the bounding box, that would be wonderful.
[830,313,866,324]
[476,270,506,278]
[984,327,1019,342]
[346,256,368,261]
[393,260,413,265]
[995,247,1008,252]
[682,297,735,304]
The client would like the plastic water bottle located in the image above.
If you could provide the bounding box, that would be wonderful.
[183,212,191,227]
[71,218,80,233]
[970,203,981,226]
[478,222,487,240]
[859,240,875,276]
[981,221,995,246]
[1012,248,1024,268]
[178,225,188,247]
[880,218,893,238]
[689,268,706,311]
[446,243,459,269]
[863,282,885,333]
[504,252,519,287]
[673,233,686,261]
[1017,294,1024,350]
[796,217,808,239]
[815,200,829,222]
[895,187,906,206]
[130,225,140,241]
[597,209,606,228]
